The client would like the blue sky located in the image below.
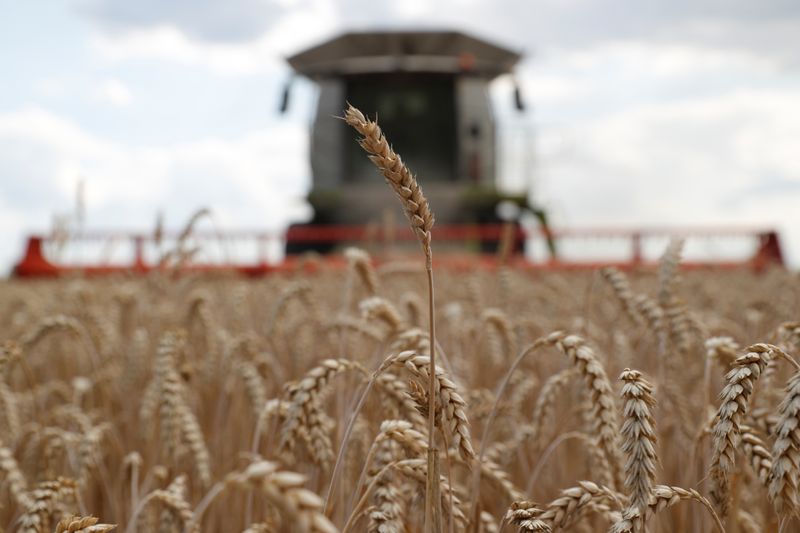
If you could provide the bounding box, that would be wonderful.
[2,0,800,271]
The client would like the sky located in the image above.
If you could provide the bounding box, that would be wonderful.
[2,0,800,272]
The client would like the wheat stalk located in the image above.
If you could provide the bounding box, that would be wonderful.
[344,103,441,531]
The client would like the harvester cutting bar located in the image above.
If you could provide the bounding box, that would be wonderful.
[12,224,783,277]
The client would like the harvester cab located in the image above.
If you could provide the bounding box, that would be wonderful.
[281,30,549,256]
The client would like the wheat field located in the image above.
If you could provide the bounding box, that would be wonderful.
[1,258,798,532]
[2,106,800,532]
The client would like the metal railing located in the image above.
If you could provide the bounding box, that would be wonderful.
[12,224,783,277]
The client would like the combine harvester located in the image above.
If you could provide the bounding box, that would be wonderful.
[12,31,785,277]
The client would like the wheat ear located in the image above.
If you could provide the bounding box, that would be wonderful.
[537,480,623,530]
[530,368,578,452]
[389,458,467,530]
[153,331,212,487]
[485,369,576,464]
[657,238,684,309]
[345,247,379,295]
[367,438,404,533]
[343,105,434,261]
[553,334,623,489]
[56,515,117,532]
[237,360,268,417]
[480,510,500,533]
[229,460,338,533]
[0,442,31,508]
[16,477,78,533]
[619,368,658,521]
[504,501,552,532]
[739,424,772,485]
[359,297,405,334]
[709,344,773,519]
[241,523,273,533]
[609,485,724,533]
[600,267,645,327]
[279,358,366,468]
[126,486,197,533]
[378,351,474,462]
[374,373,427,429]
[769,369,800,516]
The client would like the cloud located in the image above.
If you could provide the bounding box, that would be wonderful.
[532,87,800,263]
[88,4,338,75]
[0,107,309,272]
[79,0,800,84]
[33,79,68,99]
[75,0,291,43]
[95,78,133,106]
[555,41,778,78]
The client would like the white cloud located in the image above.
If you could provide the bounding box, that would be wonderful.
[0,107,309,272]
[90,25,263,75]
[76,0,289,43]
[89,3,338,75]
[493,74,588,108]
[557,41,779,78]
[95,78,133,106]
[534,88,800,264]
[33,79,68,99]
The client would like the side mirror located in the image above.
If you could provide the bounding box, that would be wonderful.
[513,85,525,112]
[279,79,292,114]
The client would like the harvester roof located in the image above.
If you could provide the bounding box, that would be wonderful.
[287,30,521,78]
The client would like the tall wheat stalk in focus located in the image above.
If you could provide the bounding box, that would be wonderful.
[344,104,441,531]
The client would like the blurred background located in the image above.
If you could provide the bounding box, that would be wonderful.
[2,0,800,273]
